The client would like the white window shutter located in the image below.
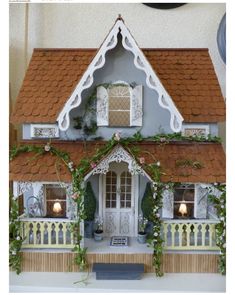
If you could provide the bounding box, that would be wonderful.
[97,86,109,126]
[130,85,143,126]
[194,184,208,219]
[207,185,221,219]
[162,189,174,218]
[32,182,45,217]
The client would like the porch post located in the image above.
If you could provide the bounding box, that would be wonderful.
[13,181,19,199]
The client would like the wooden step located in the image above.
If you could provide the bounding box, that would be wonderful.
[92,263,144,280]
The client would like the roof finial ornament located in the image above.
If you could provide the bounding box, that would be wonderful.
[116,14,124,23]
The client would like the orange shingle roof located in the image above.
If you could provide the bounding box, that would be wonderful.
[9,141,225,183]
[11,48,225,124]
[143,49,225,122]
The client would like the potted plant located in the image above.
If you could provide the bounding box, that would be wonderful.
[84,182,96,238]
[137,214,148,244]
[94,216,104,241]
[141,182,154,236]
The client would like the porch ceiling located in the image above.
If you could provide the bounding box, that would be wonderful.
[10,140,225,183]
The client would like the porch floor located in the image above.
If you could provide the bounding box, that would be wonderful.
[85,237,153,254]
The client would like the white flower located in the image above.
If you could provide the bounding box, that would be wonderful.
[214,182,218,186]
[223,243,226,248]
[220,216,225,221]
[11,251,16,255]
[44,144,51,152]
[154,232,158,237]
[153,193,157,199]
[68,161,74,170]
[152,182,158,188]
[165,185,169,189]
[156,161,161,167]
[114,132,121,141]
[156,213,160,218]
[16,236,21,241]
[221,205,224,209]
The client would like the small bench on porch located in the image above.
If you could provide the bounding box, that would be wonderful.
[92,263,145,280]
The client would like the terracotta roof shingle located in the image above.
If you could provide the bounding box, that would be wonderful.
[11,48,225,124]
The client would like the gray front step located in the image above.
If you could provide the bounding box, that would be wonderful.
[92,263,144,280]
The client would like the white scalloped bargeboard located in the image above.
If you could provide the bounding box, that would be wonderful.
[57,20,183,132]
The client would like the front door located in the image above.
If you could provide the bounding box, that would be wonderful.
[103,165,135,237]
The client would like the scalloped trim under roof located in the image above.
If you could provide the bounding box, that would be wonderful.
[57,18,184,132]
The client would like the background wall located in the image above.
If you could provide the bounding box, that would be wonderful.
[9,3,226,142]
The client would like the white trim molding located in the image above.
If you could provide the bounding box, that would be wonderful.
[57,19,183,132]
[30,124,59,138]
[84,145,152,181]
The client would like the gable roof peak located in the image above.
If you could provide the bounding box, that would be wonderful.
[56,18,184,132]
[116,14,124,23]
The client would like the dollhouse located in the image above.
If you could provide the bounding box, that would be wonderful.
[10,16,226,276]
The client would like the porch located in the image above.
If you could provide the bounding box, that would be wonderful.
[20,218,219,252]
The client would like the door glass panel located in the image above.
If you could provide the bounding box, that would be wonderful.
[106,171,117,208]
[120,171,132,208]
[126,201,131,208]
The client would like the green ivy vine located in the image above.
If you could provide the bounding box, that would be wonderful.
[9,194,25,274]
[208,184,226,275]
[10,143,88,274]
[9,130,223,277]
[73,83,133,136]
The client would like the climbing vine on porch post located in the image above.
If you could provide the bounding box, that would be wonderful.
[146,162,175,277]
[146,163,164,276]
[208,184,226,275]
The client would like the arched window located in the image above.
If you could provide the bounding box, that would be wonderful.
[97,83,143,127]
[108,86,130,127]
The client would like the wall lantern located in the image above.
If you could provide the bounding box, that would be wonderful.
[178,201,187,217]
[53,200,62,215]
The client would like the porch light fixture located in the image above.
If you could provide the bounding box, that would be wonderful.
[178,201,187,217]
[53,200,62,214]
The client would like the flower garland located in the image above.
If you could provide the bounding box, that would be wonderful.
[9,131,223,276]
[208,183,226,275]
[144,162,175,277]
[10,143,88,273]
[9,194,24,274]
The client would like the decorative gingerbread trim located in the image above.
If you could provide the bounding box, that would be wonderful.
[57,20,183,132]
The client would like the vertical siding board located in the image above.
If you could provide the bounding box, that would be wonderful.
[19,252,219,273]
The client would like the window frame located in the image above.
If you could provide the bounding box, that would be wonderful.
[108,85,131,127]
[173,184,195,219]
[44,184,67,218]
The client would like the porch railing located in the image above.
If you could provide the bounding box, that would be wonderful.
[163,219,219,251]
[20,218,219,251]
[20,218,75,249]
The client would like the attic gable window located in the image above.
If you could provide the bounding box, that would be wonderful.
[108,86,130,127]
[97,83,143,127]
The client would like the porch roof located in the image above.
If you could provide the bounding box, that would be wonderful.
[10,140,225,183]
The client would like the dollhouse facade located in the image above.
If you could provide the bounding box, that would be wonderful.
[10,17,225,273]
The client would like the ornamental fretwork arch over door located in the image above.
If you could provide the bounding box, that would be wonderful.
[103,164,135,237]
